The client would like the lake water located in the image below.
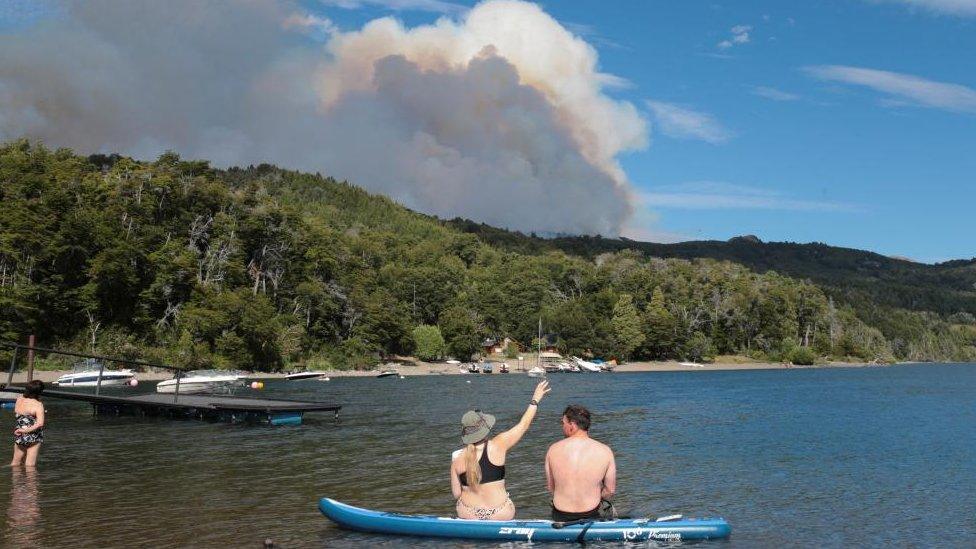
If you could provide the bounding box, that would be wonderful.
[2,363,975,547]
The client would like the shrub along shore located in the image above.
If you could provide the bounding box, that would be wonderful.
[7,357,890,385]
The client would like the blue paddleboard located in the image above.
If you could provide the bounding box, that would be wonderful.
[319,497,731,542]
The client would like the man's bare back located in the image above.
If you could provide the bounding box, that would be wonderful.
[545,406,616,517]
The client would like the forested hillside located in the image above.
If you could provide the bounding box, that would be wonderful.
[448,222,976,359]
[2,141,973,370]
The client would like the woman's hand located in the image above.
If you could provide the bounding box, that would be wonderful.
[532,380,551,403]
[14,428,23,436]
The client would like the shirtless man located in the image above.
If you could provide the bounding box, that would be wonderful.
[545,404,616,522]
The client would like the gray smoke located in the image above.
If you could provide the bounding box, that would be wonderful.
[0,0,648,236]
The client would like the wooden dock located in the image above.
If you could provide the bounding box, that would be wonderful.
[2,387,340,426]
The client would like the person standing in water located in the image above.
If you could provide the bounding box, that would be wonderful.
[11,380,45,468]
[545,404,616,522]
[450,380,550,520]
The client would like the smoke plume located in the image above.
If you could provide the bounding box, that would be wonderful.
[0,0,648,235]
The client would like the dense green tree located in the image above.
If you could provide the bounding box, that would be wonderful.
[610,293,644,360]
[439,306,483,360]
[412,325,446,361]
[642,287,676,359]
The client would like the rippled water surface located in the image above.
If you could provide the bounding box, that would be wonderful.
[3,363,976,547]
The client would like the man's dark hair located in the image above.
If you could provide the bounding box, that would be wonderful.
[24,379,45,399]
[562,404,591,431]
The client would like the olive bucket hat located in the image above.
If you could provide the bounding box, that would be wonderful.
[460,410,496,444]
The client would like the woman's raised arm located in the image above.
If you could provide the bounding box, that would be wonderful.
[493,380,550,451]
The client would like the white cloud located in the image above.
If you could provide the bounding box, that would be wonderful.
[730,25,752,38]
[0,0,648,237]
[717,24,751,49]
[640,181,859,212]
[872,0,976,16]
[804,65,976,113]
[319,0,468,14]
[282,13,338,38]
[751,86,800,101]
[645,101,732,144]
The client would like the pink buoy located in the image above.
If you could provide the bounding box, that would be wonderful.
[250,381,264,390]
[128,379,139,387]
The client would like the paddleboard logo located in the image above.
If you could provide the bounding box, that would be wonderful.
[648,529,682,541]
[498,527,535,541]
[622,528,644,540]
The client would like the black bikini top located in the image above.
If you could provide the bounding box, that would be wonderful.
[459,441,505,486]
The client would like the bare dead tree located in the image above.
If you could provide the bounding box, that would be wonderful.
[248,240,288,296]
[179,174,193,198]
[85,310,101,352]
[187,215,213,253]
[155,298,182,331]
[549,283,569,302]
[200,234,235,287]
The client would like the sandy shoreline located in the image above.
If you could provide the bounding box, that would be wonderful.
[0,357,884,385]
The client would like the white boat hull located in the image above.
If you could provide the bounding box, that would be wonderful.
[285,371,328,381]
[54,376,134,387]
[571,357,602,372]
[54,371,136,387]
[155,379,242,394]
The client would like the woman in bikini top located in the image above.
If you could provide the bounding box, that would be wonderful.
[450,380,550,520]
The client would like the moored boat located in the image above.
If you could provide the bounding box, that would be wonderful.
[155,370,246,394]
[318,498,731,542]
[285,371,329,380]
[571,356,602,372]
[376,370,399,378]
[54,360,136,387]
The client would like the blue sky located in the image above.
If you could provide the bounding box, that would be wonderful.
[309,0,976,262]
[2,1,974,262]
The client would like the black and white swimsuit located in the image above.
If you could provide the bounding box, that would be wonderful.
[15,413,43,446]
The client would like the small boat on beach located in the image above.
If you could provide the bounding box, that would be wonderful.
[285,371,329,381]
[467,363,480,374]
[480,362,493,374]
[54,360,136,387]
[318,498,731,542]
[571,356,602,373]
[155,370,246,394]
[545,361,579,373]
[376,370,399,378]
[498,363,509,373]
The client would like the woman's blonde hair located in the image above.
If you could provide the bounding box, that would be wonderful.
[464,443,482,488]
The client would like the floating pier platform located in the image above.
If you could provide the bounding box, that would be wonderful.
[2,387,340,426]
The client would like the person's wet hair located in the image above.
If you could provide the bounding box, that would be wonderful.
[562,404,591,431]
[23,380,44,399]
